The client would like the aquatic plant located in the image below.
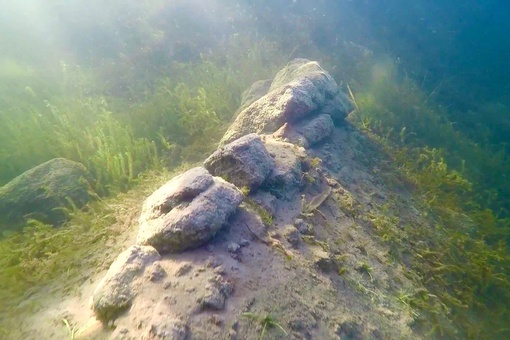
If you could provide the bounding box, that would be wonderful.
[242,312,288,340]
[344,61,510,338]
[0,168,179,333]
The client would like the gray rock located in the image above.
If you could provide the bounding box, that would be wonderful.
[284,225,301,248]
[142,317,189,340]
[322,91,356,124]
[272,123,308,148]
[175,263,193,277]
[201,290,227,311]
[0,158,93,232]
[270,58,354,123]
[269,58,337,92]
[335,321,364,340]
[263,139,306,199]
[226,242,241,253]
[295,219,315,235]
[92,245,160,323]
[140,167,214,220]
[204,134,275,192]
[297,114,334,147]
[201,276,234,311]
[137,177,243,253]
[220,59,352,145]
[239,238,250,247]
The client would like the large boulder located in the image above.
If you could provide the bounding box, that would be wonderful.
[92,245,161,323]
[204,133,275,192]
[0,158,92,232]
[269,58,354,123]
[137,168,243,253]
[220,58,353,145]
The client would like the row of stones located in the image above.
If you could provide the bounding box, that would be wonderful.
[91,58,353,327]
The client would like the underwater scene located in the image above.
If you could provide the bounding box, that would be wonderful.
[0,0,509,339]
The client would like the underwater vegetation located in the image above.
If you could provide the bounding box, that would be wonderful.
[0,34,287,333]
[345,57,510,338]
[0,1,509,338]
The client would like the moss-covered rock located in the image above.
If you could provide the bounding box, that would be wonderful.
[0,158,93,232]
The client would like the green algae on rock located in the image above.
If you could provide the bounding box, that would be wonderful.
[0,158,93,233]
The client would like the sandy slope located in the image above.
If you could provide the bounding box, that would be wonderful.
[11,125,428,339]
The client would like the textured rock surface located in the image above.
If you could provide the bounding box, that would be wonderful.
[142,317,189,340]
[92,245,160,323]
[248,190,278,217]
[200,276,234,311]
[139,167,214,221]
[220,58,353,145]
[0,158,92,232]
[220,85,316,145]
[263,138,306,198]
[270,58,354,123]
[204,133,275,191]
[237,79,272,114]
[272,122,308,147]
[297,114,334,147]
[137,176,243,253]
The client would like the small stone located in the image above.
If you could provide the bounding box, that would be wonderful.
[295,219,314,235]
[226,242,241,253]
[313,249,334,273]
[201,290,226,311]
[335,321,364,340]
[201,278,234,311]
[206,257,223,268]
[175,263,193,277]
[284,225,301,248]
[92,245,160,324]
[269,231,281,239]
[204,133,275,191]
[239,239,250,247]
[147,261,167,282]
[325,177,340,188]
[144,318,189,340]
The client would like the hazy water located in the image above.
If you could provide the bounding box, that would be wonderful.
[1,0,509,338]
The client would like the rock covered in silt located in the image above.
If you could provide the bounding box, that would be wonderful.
[263,138,306,198]
[137,168,243,253]
[204,133,275,192]
[297,114,334,147]
[92,245,161,323]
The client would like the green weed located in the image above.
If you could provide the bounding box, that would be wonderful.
[242,312,288,340]
[345,59,510,338]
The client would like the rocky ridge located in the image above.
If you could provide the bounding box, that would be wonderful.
[20,59,429,339]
